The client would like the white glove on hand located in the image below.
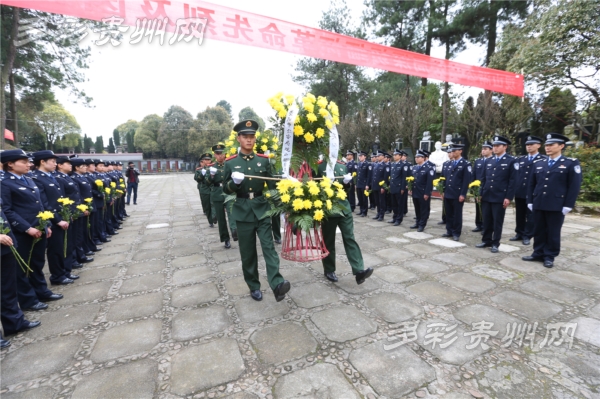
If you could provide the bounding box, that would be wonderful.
[528,204,533,211]
[232,172,245,184]
[562,207,572,216]
[343,173,352,184]
[209,167,218,175]
[201,169,206,176]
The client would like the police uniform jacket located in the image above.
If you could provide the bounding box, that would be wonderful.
[356,161,371,189]
[411,163,434,198]
[346,160,357,184]
[1,202,17,256]
[86,172,105,209]
[527,155,582,212]
[443,158,471,200]
[223,153,275,222]
[480,154,517,203]
[0,174,45,233]
[389,162,405,194]
[72,173,94,207]
[55,171,82,205]
[472,157,487,182]
[515,154,546,199]
[31,170,64,224]
[370,162,386,189]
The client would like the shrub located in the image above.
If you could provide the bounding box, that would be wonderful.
[565,145,600,201]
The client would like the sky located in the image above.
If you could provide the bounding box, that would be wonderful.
[55,0,485,144]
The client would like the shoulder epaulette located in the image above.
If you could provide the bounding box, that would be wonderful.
[256,153,269,159]
[317,160,324,164]
[533,158,545,163]
[569,157,578,161]
[225,155,238,161]
[336,160,345,165]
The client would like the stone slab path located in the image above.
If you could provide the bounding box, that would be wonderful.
[1,174,599,399]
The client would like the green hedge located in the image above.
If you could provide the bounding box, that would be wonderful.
[565,145,600,201]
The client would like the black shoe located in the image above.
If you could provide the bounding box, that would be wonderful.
[441,233,452,237]
[92,247,102,252]
[369,206,375,210]
[111,231,119,235]
[372,216,379,220]
[437,221,445,225]
[273,280,291,302]
[94,240,103,246]
[522,238,531,245]
[126,203,130,205]
[250,290,263,301]
[509,235,522,242]
[453,236,460,241]
[274,239,282,244]
[417,227,424,232]
[472,227,483,232]
[209,223,214,228]
[101,238,112,243]
[134,203,137,205]
[355,268,373,285]
[213,217,217,224]
[231,230,238,241]
[51,278,74,286]
[393,222,400,226]
[522,256,543,262]
[72,262,83,269]
[491,246,499,253]
[377,217,384,221]
[115,226,123,230]
[79,257,94,263]
[68,274,80,280]
[543,260,554,268]
[361,214,367,217]
[20,320,41,332]
[23,302,49,311]
[387,220,395,224]
[386,210,392,214]
[324,272,338,282]
[410,224,418,229]
[40,293,63,302]
[476,242,492,248]
[0,339,10,348]
[224,240,231,249]
[85,251,94,256]
[355,211,363,215]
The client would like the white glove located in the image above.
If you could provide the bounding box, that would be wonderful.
[209,167,218,175]
[201,169,206,176]
[562,207,572,216]
[232,172,245,184]
[528,204,533,211]
[343,173,352,184]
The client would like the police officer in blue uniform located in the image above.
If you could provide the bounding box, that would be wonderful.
[368,152,378,210]
[345,150,357,212]
[441,144,471,241]
[472,141,493,232]
[511,135,546,246]
[355,151,371,217]
[388,149,406,226]
[370,151,388,221]
[522,133,582,268]
[71,158,99,258]
[476,136,517,253]
[409,149,434,232]
[400,151,411,216]
[87,159,108,244]
[1,149,62,310]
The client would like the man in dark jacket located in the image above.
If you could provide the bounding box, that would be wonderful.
[125,162,140,205]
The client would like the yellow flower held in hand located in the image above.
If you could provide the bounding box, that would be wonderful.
[379,181,384,186]
[37,211,54,221]
[84,198,93,203]
[76,205,88,212]
[364,190,370,197]
[110,182,116,188]
[352,172,356,177]
[95,180,103,187]
[304,132,315,143]
[313,209,324,222]
[105,188,111,194]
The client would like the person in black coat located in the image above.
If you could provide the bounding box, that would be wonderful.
[511,135,546,245]
[344,150,357,212]
[355,151,371,217]
[441,144,471,241]
[0,149,62,310]
[31,151,72,285]
[388,149,407,226]
[522,133,582,268]
[71,158,99,255]
[86,159,109,244]
[471,141,493,232]
[409,149,434,232]
[369,151,387,221]
[476,136,518,253]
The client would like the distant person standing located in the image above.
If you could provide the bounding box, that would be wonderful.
[441,144,471,241]
[125,162,140,205]
[344,150,357,212]
[471,141,493,232]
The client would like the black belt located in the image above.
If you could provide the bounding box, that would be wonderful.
[237,192,262,199]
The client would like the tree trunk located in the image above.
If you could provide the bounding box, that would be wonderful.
[421,0,436,89]
[9,72,18,145]
[1,7,19,149]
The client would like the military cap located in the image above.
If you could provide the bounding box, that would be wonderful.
[83,158,94,165]
[56,156,73,164]
[200,153,212,160]
[233,119,259,135]
[393,149,402,155]
[0,149,29,163]
[212,143,226,153]
[346,150,355,156]
[415,149,427,158]
[358,150,368,156]
[384,152,392,159]
[525,135,543,145]
[95,159,105,165]
[449,144,465,151]
[482,140,493,149]
[117,161,123,166]
[32,150,57,161]
[71,158,85,166]
[492,135,511,146]
[421,149,431,157]
[544,133,569,144]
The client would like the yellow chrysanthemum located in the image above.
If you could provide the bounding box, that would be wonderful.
[294,125,304,137]
[230,148,237,155]
[304,103,315,113]
[316,97,328,108]
[285,94,295,105]
[272,144,279,150]
[281,194,291,203]
[315,128,325,139]
[325,188,334,198]
[309,185,320,195]
[333,181,343,189]
[95,179,103,187]
[292,198,304,211]
[319,177,331,188]
[406,176,415,182]
[364,190,370,197]
[261,138,268,144]
[261,145,268,152]
[265,192,271,198]
[306,93,316,102]
[294,187,304,197]
[278,109,287,118]
[294,115,300,124]
[37,211,54,221]
[314,200,323,208]
[313,209,324,222]
[304,132,315,143]
[273,137,279,143]
[337,190,347,200]
[333,116,340,124]
[325,120,333,129]
[84,198,93,203]
[326,200,332,210]
[76,205,88,212]
[379,181,384,186]
[318,108,329,118]
[110,182,116,188]
[303,200,312,209]
[352,172,356,177]
[105,188,111,194]
[226,140,234,147]
[256,131,261,138]
[306,113,317,122]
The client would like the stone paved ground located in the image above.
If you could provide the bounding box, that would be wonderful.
[1,174,599,399]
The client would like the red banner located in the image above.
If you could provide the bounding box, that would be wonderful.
[1,0,524,96]
[4,129,15,141]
